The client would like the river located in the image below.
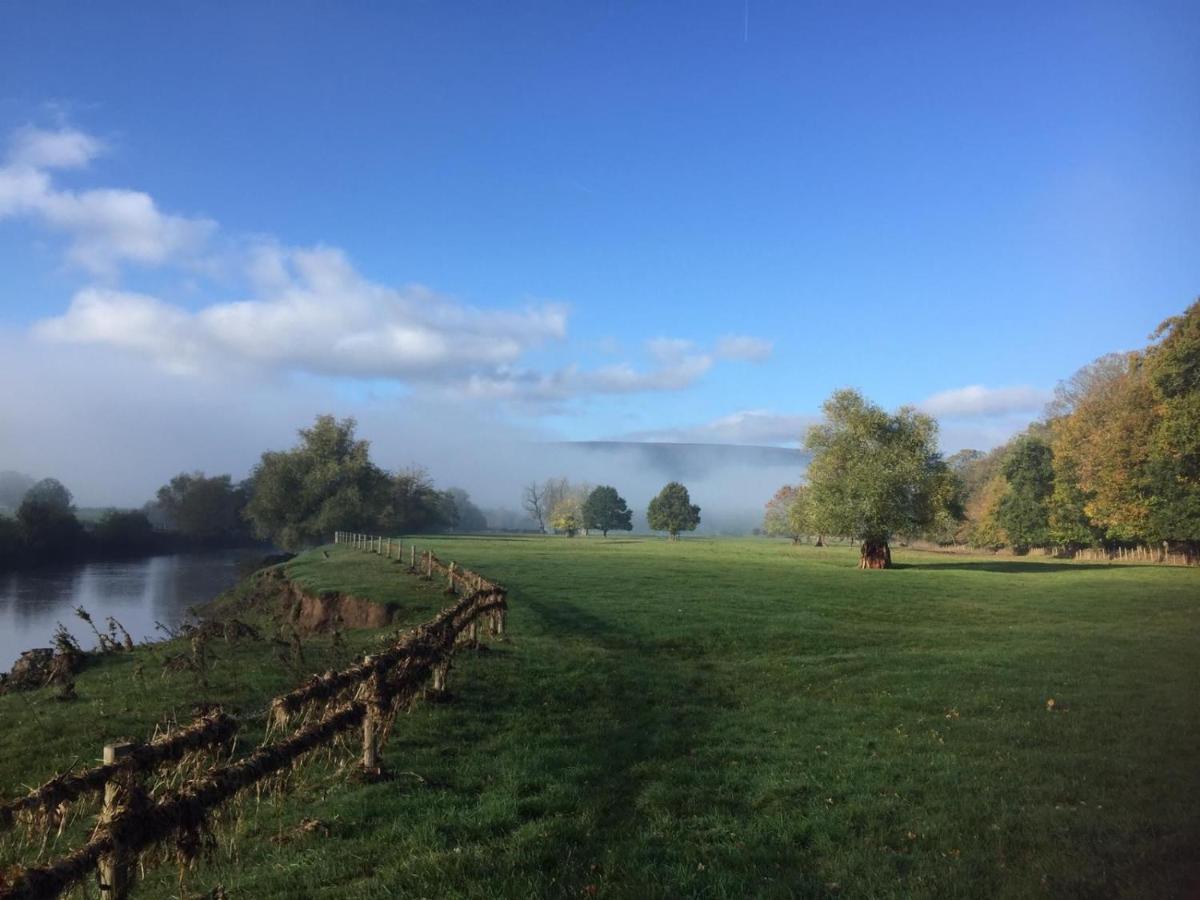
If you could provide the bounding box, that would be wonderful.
[0,549,267,672]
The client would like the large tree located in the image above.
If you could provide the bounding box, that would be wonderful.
[804,389,957,568]
[582,485,633,537]
[995,435,1054,552]
[244,415,389,550]
[646,481,700,540]
[521,482,547,533]
[382,467,455,534]
[1143,299,1200,545]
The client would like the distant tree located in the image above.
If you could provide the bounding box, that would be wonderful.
[542,477,572,524]
[763,485,803,543]
[0,471,35,511]
[156,472,248,540]
[550,497,582,536]
[647,481,701,540]
[995,436,1055,552]
[582,485,632,537]
[445,487,488,532]
[245,415,390,550]
[18,478,84,557]
[804,389,958,568]
[522,482,547,533]
[381,467,451,534]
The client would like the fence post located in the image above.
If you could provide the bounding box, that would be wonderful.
[448,562,456,593]
[410,545,416,569]
[362,660,381,774]
[99,741,133,900]
[426,551,433,579]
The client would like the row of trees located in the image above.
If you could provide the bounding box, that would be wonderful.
[0,416,491,563]
[953,301,1198,553]
[522,479,702,539]
[762,300,1199,567]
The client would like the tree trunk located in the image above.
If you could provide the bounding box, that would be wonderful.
[815,535,825,547]
[859,540,891,569]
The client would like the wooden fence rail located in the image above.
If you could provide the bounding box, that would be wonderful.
[0,535,509,900]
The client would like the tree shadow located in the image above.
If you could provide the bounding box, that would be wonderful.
[893,560,1127,574]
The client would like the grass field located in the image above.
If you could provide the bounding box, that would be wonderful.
[1,537,1198,899]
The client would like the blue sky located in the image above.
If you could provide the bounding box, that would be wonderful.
[0,1,1197,502]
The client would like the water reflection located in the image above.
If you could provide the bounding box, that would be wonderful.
[0,550,263,671]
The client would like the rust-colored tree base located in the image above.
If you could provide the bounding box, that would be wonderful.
[859,541,892,569]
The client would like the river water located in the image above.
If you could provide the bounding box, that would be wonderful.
[0,550,266,672]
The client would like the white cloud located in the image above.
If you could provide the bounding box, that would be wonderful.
[0,125,215,274]
[625,409,815,445]
[714,334,773,362]
[8,125,103,169]
[12,124,767,410]
[37,246,568,380]
[917,384,1052,418]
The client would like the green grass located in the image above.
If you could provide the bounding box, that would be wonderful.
[2,538,1198,899]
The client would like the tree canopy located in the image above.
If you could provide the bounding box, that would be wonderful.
[804,389,957,568]
[646,482,700,540]
[582,485,633,537]
[244,415,390,551]
[155,472,250,540]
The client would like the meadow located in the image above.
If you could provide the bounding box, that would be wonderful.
[1,537,1197,899]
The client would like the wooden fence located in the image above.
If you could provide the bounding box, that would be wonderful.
[0,536,508,900]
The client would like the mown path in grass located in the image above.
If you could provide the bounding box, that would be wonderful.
[4,538,1198,898]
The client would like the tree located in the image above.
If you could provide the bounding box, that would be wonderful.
[550,500,582,537]
[763,485,805,542]
[1143,299,1200,545]
[380,467,453,534]
[92,509,156,554]
[804,389,957,568]
[582,485,632,537]
[18,478,84,557]
[994,436,1054,552]
[244,415,390,550]
[646,482,700,540]
[155,472,248,540]
[1049,354,1156,542]
[445,488,488,532]
[522,482,547,533]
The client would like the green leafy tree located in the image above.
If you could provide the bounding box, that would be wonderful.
[804,389,957,568]
[244,415,390,550]
[382,467,455,534]
[995,436,1054,552]
[581,485,632,537]
[646,481,700,540]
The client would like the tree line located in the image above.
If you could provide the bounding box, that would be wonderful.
[522,479,701,539]
[762,300,1199,566]
[0,415,490,565]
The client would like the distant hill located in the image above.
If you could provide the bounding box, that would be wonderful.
[555,441,807,480]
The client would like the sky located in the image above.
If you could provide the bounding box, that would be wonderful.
[0,1,1197,507]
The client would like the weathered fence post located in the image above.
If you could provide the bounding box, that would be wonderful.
[361,660,382,774]
[410,545,416,569]
[448,562,456,593]
[426,550,433,579]
[99,741,133,900]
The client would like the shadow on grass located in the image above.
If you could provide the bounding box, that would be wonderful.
[894,560,1125,573]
